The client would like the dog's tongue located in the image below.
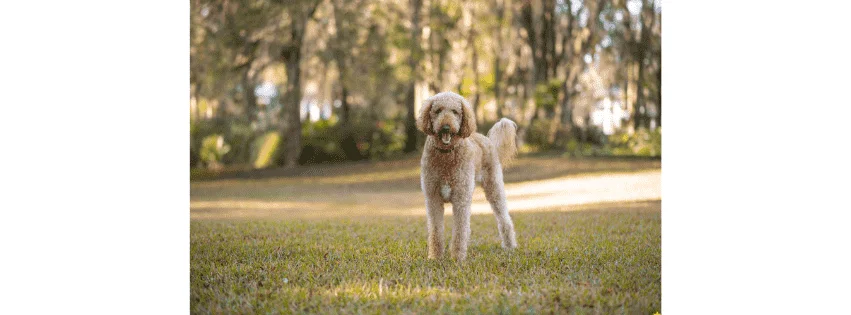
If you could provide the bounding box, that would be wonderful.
[441,132,452,144]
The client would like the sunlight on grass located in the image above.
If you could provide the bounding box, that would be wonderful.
[323,281,462,300]
[191,170,660,220]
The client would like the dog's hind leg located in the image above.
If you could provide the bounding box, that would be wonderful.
[482,164,518,249]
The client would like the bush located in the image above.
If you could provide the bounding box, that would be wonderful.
[363,119,407,160]
[199,134,231,170]
[191,118,252,167]
[192,115,413,167]
[534,79,564,112]
[298,118,347,165]
[295,117,407,165]
[608,127,662,157]
[524,119,556,151]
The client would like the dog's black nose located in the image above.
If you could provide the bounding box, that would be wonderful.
[441,125,450,133]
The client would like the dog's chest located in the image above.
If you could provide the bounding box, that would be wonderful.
[440,183,451,200]
[427,153,464,201]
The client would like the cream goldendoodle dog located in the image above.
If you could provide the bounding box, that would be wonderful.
[418,91,518,261]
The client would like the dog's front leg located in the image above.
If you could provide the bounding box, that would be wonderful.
[426,196,445,259]
[450,176,475,261]
[449,200,471,261]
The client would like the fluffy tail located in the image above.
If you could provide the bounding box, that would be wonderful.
[487,118,518,168]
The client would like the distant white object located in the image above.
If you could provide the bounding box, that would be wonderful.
[254,81,277,105]
[591,97,628,135]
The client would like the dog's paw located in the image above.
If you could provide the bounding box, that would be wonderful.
[502,241,518,250]
[450,250,467,261]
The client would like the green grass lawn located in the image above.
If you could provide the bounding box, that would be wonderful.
[191,156,661,314]
[191,203,660,314]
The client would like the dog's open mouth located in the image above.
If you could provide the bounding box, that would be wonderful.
[439,130,453,145]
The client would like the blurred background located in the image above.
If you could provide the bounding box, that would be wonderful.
[190,0,661,172]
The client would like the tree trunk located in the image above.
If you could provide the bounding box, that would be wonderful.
[494,57,503,119]
[546,90,563,145]
[468,27,481,121]
[192,83,202,121]
[404,0,423,153]
[278,4,319,168]
[655,67,661,128]
[242,71,257,124]
[331,1,362,160]
[635,44,647,130]
[521,0,546,84]
[543,0,556,80]
[518,0,543,148]
[624,62,635,135]
[493,0,506,119]
[339,87,362,160]
[551,0,574,144]
[517,76,537,149]
[240,71,258,163]
[282,54,303,168]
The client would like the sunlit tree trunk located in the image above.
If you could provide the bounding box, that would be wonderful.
[493,0,507,119]
[467,20,481,121]
[279,4,319,168]
[404,0,423,153]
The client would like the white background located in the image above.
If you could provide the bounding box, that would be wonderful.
[1,0,849,313]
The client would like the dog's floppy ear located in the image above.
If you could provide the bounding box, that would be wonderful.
[458,97,477,138]
[417,96,435,135]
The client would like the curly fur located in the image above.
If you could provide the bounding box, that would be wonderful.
[418,91,518,261]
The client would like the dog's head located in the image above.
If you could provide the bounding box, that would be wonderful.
[417,92,477,147]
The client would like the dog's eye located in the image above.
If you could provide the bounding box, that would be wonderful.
[451,109,458,115]
[435,108,442,114]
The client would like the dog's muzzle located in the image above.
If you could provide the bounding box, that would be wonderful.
[438,125,453,145]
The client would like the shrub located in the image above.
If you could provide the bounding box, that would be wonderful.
[299,118,347,165]
[524,119,555,151]
[364,119,406,160]
[534,79,564,112]
[199,134,231,170]
[608,127,662,157]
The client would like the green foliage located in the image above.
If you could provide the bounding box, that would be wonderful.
[559,128,661,158]
[365,119,407,160]
[250,132,281,169]
[459,76,475,98]
[534,79,564,112]
[564,139,598,157]
[608,128,662,157]
[225,121,254,165]
[300,118,348,165]
[189,0,663,168]
[524,119,555,150]
[479,71,496,95]
[459,71,496,100]
[199,134,231,168]
[298,117,407,164]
